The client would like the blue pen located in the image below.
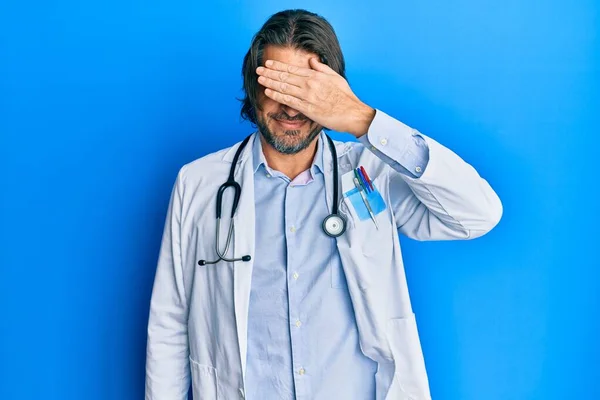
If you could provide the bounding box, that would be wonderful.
[356,167,370,193]
[353,169,365,192]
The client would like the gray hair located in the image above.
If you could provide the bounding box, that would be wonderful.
[239,9,347,125]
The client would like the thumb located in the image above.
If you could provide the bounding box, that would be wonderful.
[309,57,337,76]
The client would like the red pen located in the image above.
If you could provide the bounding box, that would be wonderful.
[360,166,374,192]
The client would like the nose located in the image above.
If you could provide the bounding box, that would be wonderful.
[282,105,301,118]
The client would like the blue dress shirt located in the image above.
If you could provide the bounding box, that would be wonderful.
[245,113,429,400]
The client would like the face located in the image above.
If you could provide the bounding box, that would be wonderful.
[255,45,323,155]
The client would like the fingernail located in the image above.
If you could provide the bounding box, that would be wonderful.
[265,60,273,67]
[256,66,264,73]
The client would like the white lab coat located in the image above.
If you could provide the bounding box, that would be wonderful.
[145,111,503,400]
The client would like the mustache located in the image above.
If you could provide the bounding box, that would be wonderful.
[269,112,309,122]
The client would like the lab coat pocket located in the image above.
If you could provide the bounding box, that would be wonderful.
[343,175,393,255]
[341,172,386,223]
[386,314,431,400]
[189,357,219,400]
[345,186,386,222]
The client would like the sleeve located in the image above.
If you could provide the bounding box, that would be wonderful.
[357,116,429,178]
[145,166,190,399]
[362,109,503,240]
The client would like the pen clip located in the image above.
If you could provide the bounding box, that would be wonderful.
[353,169,366,192]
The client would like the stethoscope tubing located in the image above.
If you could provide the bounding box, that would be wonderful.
[198,133,344,266]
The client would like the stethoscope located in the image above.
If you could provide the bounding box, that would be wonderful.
[198,133,346,266]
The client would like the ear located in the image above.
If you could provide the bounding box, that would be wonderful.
[309,57,337,76]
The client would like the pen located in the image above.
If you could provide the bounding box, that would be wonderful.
[353,169,365,191]
[359,166,374,192]
[353,177,379,229]
[356,167,370,193]
[354,168,370,193]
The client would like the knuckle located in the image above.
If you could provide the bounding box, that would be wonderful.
[280,83,287,93]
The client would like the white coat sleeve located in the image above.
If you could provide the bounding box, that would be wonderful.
[145,167,190,399]
[362,109,503,240]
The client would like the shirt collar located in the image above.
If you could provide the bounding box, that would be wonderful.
[252,131,325,178]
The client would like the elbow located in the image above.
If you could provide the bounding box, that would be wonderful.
[484,191,503,231]
[468,193,503,239]
[488,192,504,229]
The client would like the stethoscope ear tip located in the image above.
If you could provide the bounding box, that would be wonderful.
[242,255,252,262]
[198,260,206,266]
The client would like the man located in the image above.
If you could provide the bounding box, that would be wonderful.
[145,9,502,400]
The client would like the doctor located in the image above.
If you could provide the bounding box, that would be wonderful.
[145,9,502,400]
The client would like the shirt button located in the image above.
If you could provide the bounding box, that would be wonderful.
[290,226,296,233]
[379,138,388,146]
[370,145,377,151]
[295,320,302,327]
[293,272,299,280]
[415,166,422,173]
[298,368,305,375]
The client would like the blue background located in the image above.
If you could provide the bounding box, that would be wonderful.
[1,1,598,399]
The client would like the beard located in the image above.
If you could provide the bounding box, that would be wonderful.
[256,111,323,155]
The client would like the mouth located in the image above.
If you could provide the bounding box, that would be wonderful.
[274,119,307,130]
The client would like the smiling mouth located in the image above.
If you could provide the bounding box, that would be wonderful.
[275,119,307,129]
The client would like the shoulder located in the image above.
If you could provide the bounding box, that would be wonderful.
[331,136,380,163]
[332,136,391,182]
[182,148,230,178]
[330,136,370,161]
[176,138,246,188]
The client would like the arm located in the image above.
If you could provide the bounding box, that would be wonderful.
[145,167,190,399]
[359,109,503,240]
[356,112,429,179]
[253,58,502,240]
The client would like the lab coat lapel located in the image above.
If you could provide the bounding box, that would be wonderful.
[322,132,339,218]
[226,134,256,386]
[322,133,354,234]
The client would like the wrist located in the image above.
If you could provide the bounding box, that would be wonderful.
[349,103,376,137]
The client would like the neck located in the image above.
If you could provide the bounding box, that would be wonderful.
[260,135,318,180]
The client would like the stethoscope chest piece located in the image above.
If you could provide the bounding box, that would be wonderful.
[199,133,347,266]
[322,214,346,237]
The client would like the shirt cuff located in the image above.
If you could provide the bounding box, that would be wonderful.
[357,109,430,178]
